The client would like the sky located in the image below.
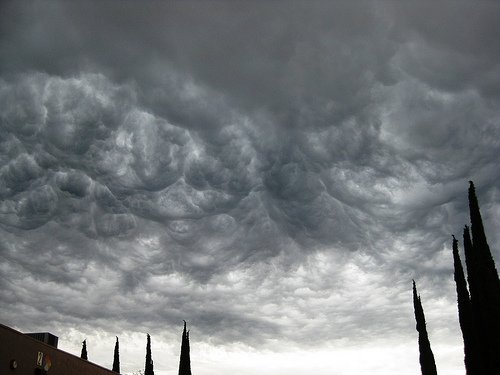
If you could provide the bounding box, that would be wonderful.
[1,1,500,374]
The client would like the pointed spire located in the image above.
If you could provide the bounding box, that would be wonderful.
[145,333,154,375]
[413,281,438,375]
[81,339,88,360]
[452,236,481,375]
[178,320,192,375]
[112,336,120,373]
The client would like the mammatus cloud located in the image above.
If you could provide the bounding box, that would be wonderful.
[1,1,500,374]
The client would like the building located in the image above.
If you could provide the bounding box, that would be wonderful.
[0,323,116,375]
[24,333,59,349]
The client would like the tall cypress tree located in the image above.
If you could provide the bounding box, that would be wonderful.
[463,226,489,373]
[468,182,500,285]
[145,334,154,375]
[463,227,479,309]
[466,182,500,373]
[452,236,481,375]
[413,280,438,375]
[81,339,88,360]
[112,336,120,373]
[178,321,192,375]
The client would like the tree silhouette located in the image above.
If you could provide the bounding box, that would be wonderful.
[452,236,481,374]
[81,339,88,360]
[468,182,500,287]
[413,182,500,374]
[461,226,489,374]
[463,227,479,316]
[113,336,120,373]
[178,321,192,375]
[412,280,438,375]
[464,182,500,373]
[145,334,154,375]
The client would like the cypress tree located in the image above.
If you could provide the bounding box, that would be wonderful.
[466,182,500,373]
[468,182,500,295]
[178,320,192,375]
[81,339,88,360]
[452,236,481,375]
[463,226,488,372]
[112,336,120,373]
[463,227,479,308]
[145,334,154,375]
[468,182,500,283]
[413,280,438,375]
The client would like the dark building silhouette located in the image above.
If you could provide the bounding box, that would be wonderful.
[0,323,116,375]
[25,332,59,348]
[178,321,192,375]
[112,336,120,373]
[412,280,438,375]
[145,333,154,375]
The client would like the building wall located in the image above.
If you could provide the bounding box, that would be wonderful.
[0,324,117,375]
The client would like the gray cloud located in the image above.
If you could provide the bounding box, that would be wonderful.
[387,1,500,97]
[1,2,500,374]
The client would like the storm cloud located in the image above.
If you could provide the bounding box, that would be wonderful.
[1,1,500,374]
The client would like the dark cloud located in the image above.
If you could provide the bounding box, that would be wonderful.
[388,1,500,97]
[1,2,500,374]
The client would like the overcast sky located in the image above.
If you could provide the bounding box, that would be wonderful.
[1,1,500,374]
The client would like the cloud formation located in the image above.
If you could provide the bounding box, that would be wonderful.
[1,1,500,374]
